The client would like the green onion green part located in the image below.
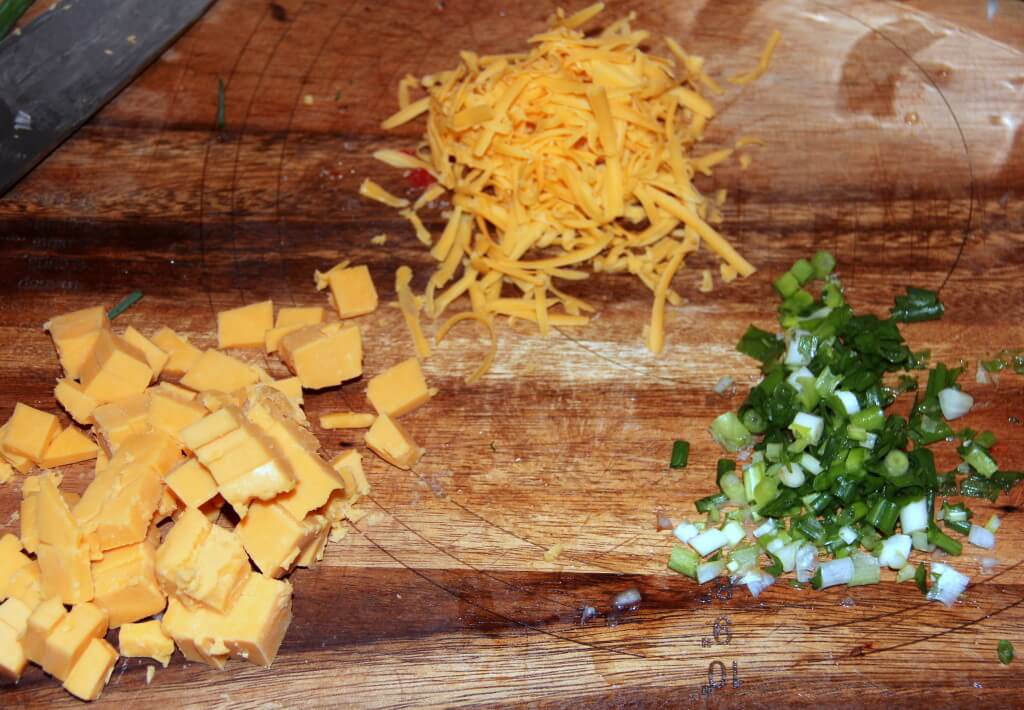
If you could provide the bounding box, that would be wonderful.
[108,290,143,320]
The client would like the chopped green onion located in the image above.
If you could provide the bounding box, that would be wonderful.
[811,251,836,278]
[895,564,916,583]
[962,444,998,478]
[736,325,784,366]
[108,290,143,320]
[914,563,928,595]
[849,553,881,586]
[884,450,909,478]
[669,440,690,469]
[773,271,801,298]
[216,77,227,129]
[927,524,962,556]
[668,546,700,579]
[789,258,815,285]
[695,493,728,514]
[891,286,945,323]
[985,515,1001,533]
[998,640,1015,665]
[710,412,752,452]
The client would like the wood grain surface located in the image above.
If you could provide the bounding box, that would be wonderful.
[2,0,1023,707]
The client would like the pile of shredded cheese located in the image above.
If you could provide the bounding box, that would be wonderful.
[363,3,778,367]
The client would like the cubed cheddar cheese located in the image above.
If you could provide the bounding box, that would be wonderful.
[279,322,362,390]
[196,389,245,413]
[40,426,98,468]
[7,562,44,610]
[218,300,274,349]
[2,402,61,463]
[91,393,150,453]
[63,637,118,701]
[155,507,249,613]
[237,501,326,578]
[319,412,376,429]
[147,389,207,441]
[151,327,202,376]
[79,330,154,404]
[165,458,219,509]
[91,541,165,628]
[180,349,260,393]
[330,449,371,498]
[265,307,325,354]
[0,425,34,473]
[269,376,303,405]
[0,619,27,681]
[294,514,331,567]
[161,572,292,669]
[24,596,67,663]
[43,306,110,380]
[0,533,33,598]
[0,460,13,484]
[245,396,344,519]
[36,477,94,604]
[119,620,174,667]
[366,357,432,417]
[123,326,170,377]
[54,379,99,425]
[184,408,296,515]
[0,597,32,636]
[107,430,185,476]
[365,413,424,470]
[151,380,198,402]
[328,264,378,318]
[73,462,164,553]
[40,601,109,681]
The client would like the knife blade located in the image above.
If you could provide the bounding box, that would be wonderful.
[0,0,215,196]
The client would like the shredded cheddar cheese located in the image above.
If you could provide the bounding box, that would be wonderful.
[435,311,497,385]
[371,4,776,363]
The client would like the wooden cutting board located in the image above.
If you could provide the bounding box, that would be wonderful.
[2,0,1023,706]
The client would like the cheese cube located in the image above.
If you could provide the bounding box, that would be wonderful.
[151,327,202,376]
[91,393,150,452]
[107,430,186,476]
[37,542,94,605]
[276,306,325,328]
[269,376,303,405]
[24,596,67,664]
[0,533,32,598]
[74,463,164,552]
[63,637,118,701]
[151,380,198,402]
[245,397,344,519]
[237,501,326,578]
[218,300,274,349]
[43,306,110,379]
[37,476,81,549]
[180,406,246,451]
[367,357,432,417]
[79,330,154,404]
[40,426,98,468]
[2,402,61,463]
[54,379,99,425]
[123,326,169,377]
[155,507,249,612]
[147,389,207,441]
[161,572,292,668]
[196,388,245,413]
[279,322,362,390]
[328,264,378,318]
[190,418,296,515]
[165,458,219,509]
[0,620,26,681]
[265,307,325,353]
[21,493,40,554]
[91,541,165,628]
[119,620,174,666]
[40,601,108,681]
[330,449,370,498]
[7,562,43,610]
[0,460,12,484]
[0,597,31,637]
[295,514,331,567]
[180,349,260,393]
[365,413,424,470]
[0,427,34,473]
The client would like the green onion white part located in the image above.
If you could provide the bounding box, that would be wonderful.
[927,563,970,607]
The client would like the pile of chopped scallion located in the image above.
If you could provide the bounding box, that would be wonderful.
[667,252,1023,607]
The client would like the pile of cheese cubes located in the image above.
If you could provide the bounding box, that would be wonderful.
[0,262,435,701]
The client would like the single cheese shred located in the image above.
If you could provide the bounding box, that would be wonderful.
[372,4,776,361]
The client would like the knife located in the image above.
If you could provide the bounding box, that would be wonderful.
[0,0,215,196]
